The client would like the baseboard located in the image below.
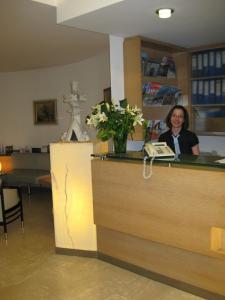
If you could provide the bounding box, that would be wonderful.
[98,252,225,300]
[55,247,98,258]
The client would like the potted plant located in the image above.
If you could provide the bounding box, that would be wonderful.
[87,99,144,153]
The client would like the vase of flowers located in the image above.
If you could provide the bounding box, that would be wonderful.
[87,99,144,153]
[113,131,128,153]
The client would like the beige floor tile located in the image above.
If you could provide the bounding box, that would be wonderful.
[0,189,205,300]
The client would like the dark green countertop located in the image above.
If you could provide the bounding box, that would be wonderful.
[92,151,225,170]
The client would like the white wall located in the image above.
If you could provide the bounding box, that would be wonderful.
[0,51,110,151]
[198,136,225,156]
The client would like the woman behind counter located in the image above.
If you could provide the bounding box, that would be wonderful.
[158,105,200,155]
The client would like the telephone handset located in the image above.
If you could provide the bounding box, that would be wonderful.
[144,142,175,158]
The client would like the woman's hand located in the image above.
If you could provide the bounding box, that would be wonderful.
[192,144,200,155]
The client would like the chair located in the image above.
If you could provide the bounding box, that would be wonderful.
[0,181,24,241]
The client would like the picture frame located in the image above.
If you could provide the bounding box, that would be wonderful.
[103,87,111,103]
[33,99,57,125]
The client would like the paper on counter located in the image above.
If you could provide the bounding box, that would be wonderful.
[215,158,225,164]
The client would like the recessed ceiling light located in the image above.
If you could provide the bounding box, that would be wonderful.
[156,8,174,19]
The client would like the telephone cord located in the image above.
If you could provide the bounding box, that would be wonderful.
[143,156,155,179]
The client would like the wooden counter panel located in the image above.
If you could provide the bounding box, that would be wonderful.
[92,159,225,259]
[97,226,225,297]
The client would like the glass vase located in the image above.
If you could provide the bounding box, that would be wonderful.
[113,132,128,153]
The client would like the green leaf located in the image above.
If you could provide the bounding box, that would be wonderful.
[100,103,108,114]
[119,99,128,109]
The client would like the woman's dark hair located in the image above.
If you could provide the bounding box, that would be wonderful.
[166,105,189,130]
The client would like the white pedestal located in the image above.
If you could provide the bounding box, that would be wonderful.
[50,142,97,254]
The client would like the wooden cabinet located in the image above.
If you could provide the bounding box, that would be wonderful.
[124,36,190,140]
[191,46,225,135]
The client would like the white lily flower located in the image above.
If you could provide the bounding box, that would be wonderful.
[99,112,108,122]
[106,103,110,111]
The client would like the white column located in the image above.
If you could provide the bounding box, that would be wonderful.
[109,35,125,104]
[50,142,97,252]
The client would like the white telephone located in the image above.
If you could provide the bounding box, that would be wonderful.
[144,142,175,158]
[143,142,175,180]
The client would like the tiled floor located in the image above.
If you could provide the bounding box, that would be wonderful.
[0,189,205,300]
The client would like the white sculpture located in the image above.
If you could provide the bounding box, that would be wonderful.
[62,81,90,142]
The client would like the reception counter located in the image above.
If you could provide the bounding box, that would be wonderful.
[91,152,225,299]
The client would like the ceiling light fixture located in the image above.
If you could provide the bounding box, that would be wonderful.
[156,8,174,19]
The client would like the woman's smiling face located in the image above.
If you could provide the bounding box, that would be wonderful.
[171,108,184,130]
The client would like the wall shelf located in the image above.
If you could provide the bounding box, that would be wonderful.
[192,104,225,107]
[191,46,225,135]
[124,36,189,140]
[191,75,225,81]
[142,76,177,86]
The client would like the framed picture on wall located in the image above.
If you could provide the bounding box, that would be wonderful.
[103,87,111,103]
[33,99,57,125]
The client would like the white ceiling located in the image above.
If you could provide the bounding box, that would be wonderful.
[1,0,225,72]
[63,0,225,49]
[0,0,109,72]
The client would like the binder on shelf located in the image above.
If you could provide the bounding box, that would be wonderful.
[192,54,197,77]
[192,80,198,104]
[215,79,222,104]
[209,80,215,104]
[209,51,215,76]
[197,80,203,104]
[197,53,203,77]
[222,50,225,74]
[222,79,225,104]
[203,52,209,76]
[203,80,209,104]
[215,50,222,76]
